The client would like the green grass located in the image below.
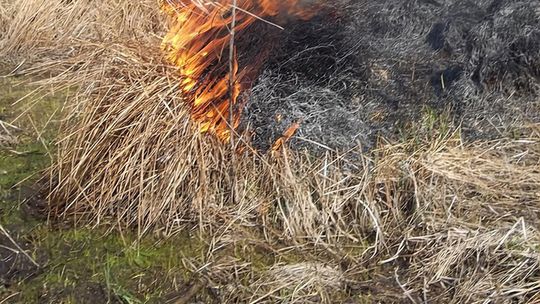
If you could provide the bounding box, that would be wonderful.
[16,227,205,303]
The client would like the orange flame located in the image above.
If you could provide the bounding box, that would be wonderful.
[271,122,300,151]
[161,0,314,144]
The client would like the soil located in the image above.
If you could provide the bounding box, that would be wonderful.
[37,282,120,304]
[0,225,43,288]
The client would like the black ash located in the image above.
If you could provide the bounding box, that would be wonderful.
[239,0,540,152]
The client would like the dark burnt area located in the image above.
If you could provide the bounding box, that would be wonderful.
[426,22,448,51]
[264,13,364,90]
[430,66,463,96]
[235,0,540,153]
[240,9,368,151]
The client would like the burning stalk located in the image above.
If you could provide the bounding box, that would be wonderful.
[228,0,237,147]
[272,122,300,152]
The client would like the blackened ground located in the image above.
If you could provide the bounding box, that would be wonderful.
[240,0,540,152]
[0,229,43,288]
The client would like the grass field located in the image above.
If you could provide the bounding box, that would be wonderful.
[1,0,540,303]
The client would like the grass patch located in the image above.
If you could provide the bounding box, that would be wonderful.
[0,76,322,303]
[16,227,205,303]
[1,1,540,303]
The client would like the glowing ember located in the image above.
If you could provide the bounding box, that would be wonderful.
[161,0,316,145]
[271,122,300,151]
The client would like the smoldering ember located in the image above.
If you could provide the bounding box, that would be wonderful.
[1,0,540,303]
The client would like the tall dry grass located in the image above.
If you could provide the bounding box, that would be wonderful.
[2,0,540,302]
[0,0,160,67]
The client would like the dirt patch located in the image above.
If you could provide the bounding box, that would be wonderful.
[0,227,43,288]
[36,281,119,304]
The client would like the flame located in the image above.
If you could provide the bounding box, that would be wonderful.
[161,0,314,144]
[272,122,300,151]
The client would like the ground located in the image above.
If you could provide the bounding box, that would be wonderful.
[2,1,539,303]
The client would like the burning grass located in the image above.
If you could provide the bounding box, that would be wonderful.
[1,0,540,302]
[160,0,317,143]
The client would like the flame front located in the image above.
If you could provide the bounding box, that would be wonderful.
[161,0,315,143]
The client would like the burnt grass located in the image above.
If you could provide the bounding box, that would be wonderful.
[241,0,540,152]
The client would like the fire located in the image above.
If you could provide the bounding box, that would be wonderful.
[271,122,300,151]
[161,0,316,145]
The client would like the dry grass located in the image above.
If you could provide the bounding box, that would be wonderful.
[1,0,540,302]
[0,120,19,147]
[0,0,160,67]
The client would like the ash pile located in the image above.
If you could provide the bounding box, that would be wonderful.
[240,0,540,152]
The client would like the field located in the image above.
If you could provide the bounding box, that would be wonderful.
[1,0,540,303]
